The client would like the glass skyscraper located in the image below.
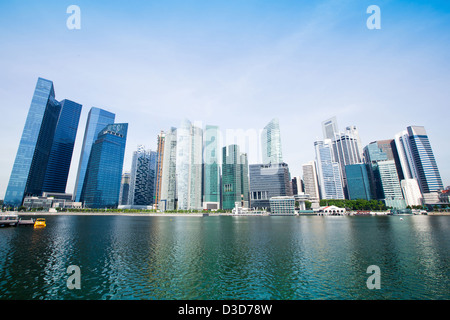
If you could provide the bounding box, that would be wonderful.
[203,125,220,209]
[407,126,443,193]
[261,118,283,164]
[222,145,250,210]
[128,145,157,206]
[345,164,373,200]
[314,139,345,200]
[4,78,81,207]
[80,123,128,208]
[73,107,115,202]
[159,127,177,211]
[42,99,82,194]
[249,162,292,210]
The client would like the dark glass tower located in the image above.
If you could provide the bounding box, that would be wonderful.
[80,123,128,208]
[221,145,249,210]
[4,78,81,207]
[73,107,115,202]
[42,99,82,193]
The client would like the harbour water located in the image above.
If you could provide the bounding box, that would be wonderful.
[0,214,449,300]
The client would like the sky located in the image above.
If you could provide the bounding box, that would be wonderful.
[0,0,449,198]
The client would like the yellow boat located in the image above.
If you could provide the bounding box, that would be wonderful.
[34,218,46,228]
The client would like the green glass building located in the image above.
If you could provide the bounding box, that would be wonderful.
[221,144,249,210]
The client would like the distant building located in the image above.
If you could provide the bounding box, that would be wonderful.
[159,127,177,211]
[261,118,283,164]
[118,172,131,206]
[4,78,82,207]
[73,107,115,202]
[302,161,320,207]
[80,123,128,208]
[176,120,203,211]
[269,196,295,215]
[222,145,249,210]
[314,139,345,200]
[128,146,157,206]
[365,141,406,209]
[318,205,346,215]
[154,131,165,207]
[345,164,373,200]
[249,162,292,210]
[203,125,221,210]
[401,179,423,207]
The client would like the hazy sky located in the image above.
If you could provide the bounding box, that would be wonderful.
[1,0,449,198]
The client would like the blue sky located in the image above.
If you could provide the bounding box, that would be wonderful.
[1,0,449,197]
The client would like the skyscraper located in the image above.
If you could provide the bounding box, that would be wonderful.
[203,125,221,210]
[128,145,157,206]
[159,128,177,211]
[80,123,128,208]
[222,144,250,210]
[176,120,203,210]
[345,164,373,200]
[42,99,82,194]
[314,140,345,200]
[407,126,443,193]
[249,162,292,210]
[261,118,283,164]
[364,141,405,209]
[73,107,115,202]
[302,161,320,205]
[154,131,165,207]
[322,116,339,140]
[118,172,131,206]
[4,78,82,207]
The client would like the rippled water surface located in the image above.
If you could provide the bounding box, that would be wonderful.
[1,215,449,299]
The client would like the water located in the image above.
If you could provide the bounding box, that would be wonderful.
[0,215,449,300]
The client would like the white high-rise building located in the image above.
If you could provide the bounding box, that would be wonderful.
[159,127,177,211]
[261,118,283,165]
[314,139,345,200]
[401,179,423,207]
[176,120,203,210]
[302,161,320,206]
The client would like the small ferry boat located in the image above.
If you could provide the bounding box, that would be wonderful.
[0,213,19,227]
[34,218,46,228]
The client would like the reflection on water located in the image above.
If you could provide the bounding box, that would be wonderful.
[0,215,449,300]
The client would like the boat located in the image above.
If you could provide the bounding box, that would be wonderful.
[0,213,19,227]
[34,218,46,228]
[18,218,35,225]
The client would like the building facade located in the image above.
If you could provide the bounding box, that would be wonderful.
[80,123,128,208]
[261,118,283,164]
[203,125,221,210]
[302,161,320,206]
[4,78,82,207]
[128,146,157,206]
[345,164,373,200]
[222,145,249,210]
[73,107,115,202]
[159,127,177,211]
[249,162,292,210]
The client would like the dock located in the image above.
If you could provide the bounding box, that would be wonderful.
[18,218,35,225]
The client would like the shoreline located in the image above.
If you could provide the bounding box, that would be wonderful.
[6,211,450,217]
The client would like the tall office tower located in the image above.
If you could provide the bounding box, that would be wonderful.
[4,78,82,207]
[176,120,203,211]
[73,107,115,202]
[249,162,292,210]
[314,140,345,200]
[42,99,82,193]
[203,125,221,210]
[393,130,417,181]
[291,176,303,195]
[401,179,423,207]
[302,161,320,205]
[159,128,177,211]
[407,126,443,193]
[364,141,405,209]
[80,123,128,208]
[128,145,157,206]
[222,145,250,210]
[322,116,339,140]
[154,131,165,206]
[118,172,131,205]
[345,164,373,200]
[261,118,283,164]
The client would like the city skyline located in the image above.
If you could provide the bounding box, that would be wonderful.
[1,1,450,198]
